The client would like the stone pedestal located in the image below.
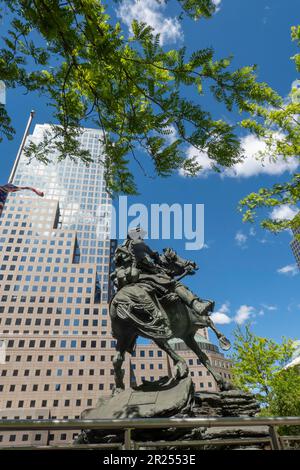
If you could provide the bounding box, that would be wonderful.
[193,389,261,417]
[81,376,194,420]
[75,379,269,449]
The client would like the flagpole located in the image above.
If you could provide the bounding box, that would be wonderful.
[8,110,35,183]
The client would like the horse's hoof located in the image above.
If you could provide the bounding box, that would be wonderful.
[219,335,231,351]
[175,361,189,380]
[112,386,125,396]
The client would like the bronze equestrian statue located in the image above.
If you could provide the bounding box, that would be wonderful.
[109,227,232,392]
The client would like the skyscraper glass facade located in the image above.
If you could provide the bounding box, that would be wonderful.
[11,124,113,301]
[0,124,120,446]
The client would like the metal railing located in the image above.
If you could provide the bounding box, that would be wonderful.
[0,416,300,450]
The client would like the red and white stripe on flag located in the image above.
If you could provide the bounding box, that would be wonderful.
[0,184,44,216]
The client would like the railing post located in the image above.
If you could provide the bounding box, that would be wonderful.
[124,428,133,450]
[269,425,283,450]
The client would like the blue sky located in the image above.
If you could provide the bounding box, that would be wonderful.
[1,0,299,349]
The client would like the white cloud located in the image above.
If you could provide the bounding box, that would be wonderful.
[277,264,299,277]
[270,204,299,221]
[212,303,255,325]
[179,146,213,177]
[211,312,232,324]
[225,134,298,178]
[211,302,275,326]
[182,133,298,179]
[235,231,247,247]
[116,0,183,45]
[211,303,232,324]
[234,305,255,325]
[212,0,222,12]
[164,124,178,145]
[261,304,277,311]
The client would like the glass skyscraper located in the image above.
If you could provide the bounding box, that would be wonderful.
[0,124,121,446]
[11,124,114,301]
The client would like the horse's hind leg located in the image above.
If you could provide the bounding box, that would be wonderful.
[184,334,231,391]
[112,349,126,393]
[153,339,189,380]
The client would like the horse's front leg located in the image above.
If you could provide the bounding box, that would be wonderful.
[205,316,231,351]
[154,339,189,380]
[112,350,126,394]
[184,334,232,391]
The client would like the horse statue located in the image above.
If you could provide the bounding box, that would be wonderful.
[109,231,232,392]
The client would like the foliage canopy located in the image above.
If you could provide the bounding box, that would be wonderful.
[231,325,300,434]
[239,26,300,233]
[0,0,280,194]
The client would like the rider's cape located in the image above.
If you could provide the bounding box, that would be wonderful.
[111,282,173,343]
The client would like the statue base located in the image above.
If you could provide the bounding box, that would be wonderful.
[75,378,269,450]
[81,376,194,420]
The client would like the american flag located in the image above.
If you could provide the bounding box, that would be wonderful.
[0,183,44,216]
